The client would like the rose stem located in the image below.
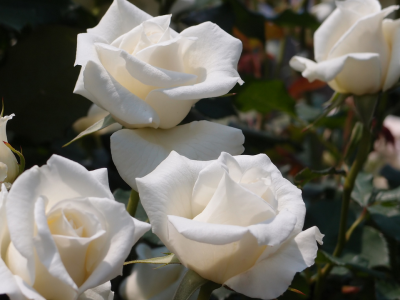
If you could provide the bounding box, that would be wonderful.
[313,125,372,300]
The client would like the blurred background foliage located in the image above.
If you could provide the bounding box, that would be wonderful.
[2,0,400,299]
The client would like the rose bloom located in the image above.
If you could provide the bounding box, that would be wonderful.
[0,114,19,184]
[290,0,400,95]
[73,0,245,190]
[137,152,323,299]
[120,244,198,300]
[0,155,150,300]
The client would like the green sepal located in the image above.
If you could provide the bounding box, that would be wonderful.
[3,142,25,177]
[63,114,117,147]
[124,253,180,266]
[353,93,379,128]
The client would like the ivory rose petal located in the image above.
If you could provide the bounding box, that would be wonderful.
[111,121,244,191]
[0,114,19,184]
[137,152,323,299]
[290,0,400,95]
[1,155,150,299]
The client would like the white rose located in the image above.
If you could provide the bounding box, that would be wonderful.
[74,0,245,190]
[290,0,400,95]
[119,244,198,300]
[137,152,323,300]
[0,155,150,300]
[0,114,19,184]
[73,104,122,136]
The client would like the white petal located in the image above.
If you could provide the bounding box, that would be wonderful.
[383,19,400,90]
[169,209,295,247]
[86,0,151,44]
[0,259,26,300]
[0,189,21,300]
[141,22,243,129]
[78,198,149,293]
[290,53,382,95]
[314,0,381,62]
[224,227,323,300]
[233,154,306,233]
[73,68,98,104]
[179,22,242,82]
[78,282,114,300]
[137,151,209,242]
[0,162,8,182]
[82,60,160,128]
[47,199,107,287]
[193,172,276,227]
[191,161,226,216]
[191,152,250,216]
[0,114,19,183]
[94,43,197,107]
[132,217,152,246]
[111,121,244,190]
[75,33,107,67]
[14,276,45,300]
[33,197,78,290]
[168,215,249,245]
[167,216,265,284]
[327,6,396,61]
[6,155,114,283]
[96,43,197,88]
[89,169,110,192]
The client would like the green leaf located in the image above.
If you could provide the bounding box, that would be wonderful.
[375,186,400,204]
[376,279,400,300]
[235,80,296,116]
[360,226,389,268]
[173,270,210,300]
[316,250,386,279]
[63,114,116,147]
[294,167,346,186]
[352,172,374,207]
[368,205,400,241]
[125,253,180,266]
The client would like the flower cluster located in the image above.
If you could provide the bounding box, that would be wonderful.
[21,0,400,298]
